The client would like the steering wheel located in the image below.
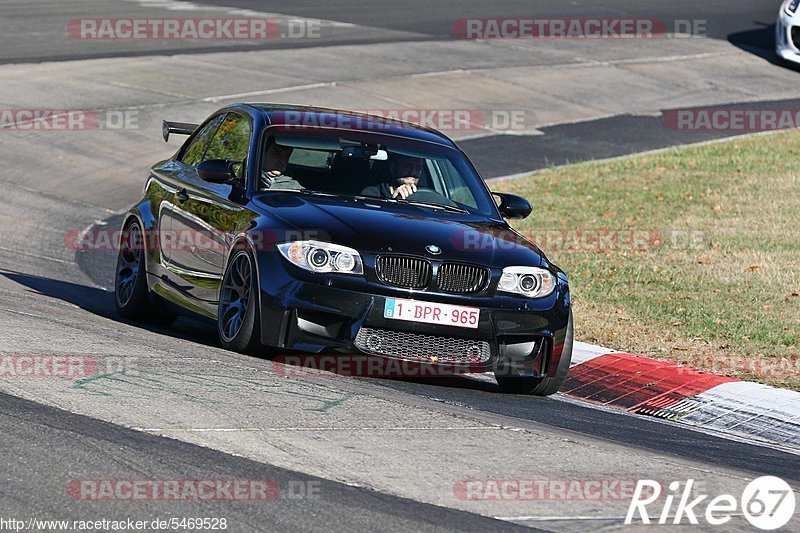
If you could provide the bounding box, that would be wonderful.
[406,187,459,207]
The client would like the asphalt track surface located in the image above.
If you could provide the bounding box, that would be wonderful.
[23,257,800,483]
[0,0,778,63]
[1,1,800,532]
[1,392,533,532]
[194,0,777,41]
[467,97,800,178]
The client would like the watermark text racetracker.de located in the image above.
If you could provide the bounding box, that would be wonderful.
[454,478,649,501]
[665,107,800,131]
[271,355,490,378]
[450,228,707,253]
[67,479,321,501]
[0,354,139,378]
[67,18,322,40]
[271,109,531,133]
[0,109,140,131]
[678,354,800,381]
[0,355,96,379]
[66,228,335,254]
[452,18,708,39]
[66,227,706,254]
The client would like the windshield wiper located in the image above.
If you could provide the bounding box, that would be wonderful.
[297,189,356,199]
[295,190,469,213]
[395,199,469,214]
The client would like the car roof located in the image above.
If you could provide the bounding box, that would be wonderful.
[232,103,460,148]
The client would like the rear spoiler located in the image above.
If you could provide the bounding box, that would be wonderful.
[162,120,199,142]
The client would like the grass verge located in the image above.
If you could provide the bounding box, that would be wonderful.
[491,131,800,390]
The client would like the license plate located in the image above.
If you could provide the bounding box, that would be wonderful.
[383,298,480,329]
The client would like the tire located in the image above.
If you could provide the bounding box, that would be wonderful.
[495,309,574,396]
[218,249,262,353]
[115,219,177,326]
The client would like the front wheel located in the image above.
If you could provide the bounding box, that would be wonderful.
[218,250,262,353]
[495,309,573,396]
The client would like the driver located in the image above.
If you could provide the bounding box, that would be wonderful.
[260,142,302,190]
[360,153,423,199]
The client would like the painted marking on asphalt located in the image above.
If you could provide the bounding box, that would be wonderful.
[409,69,469,78]
[61,369,360,412]
[2,308,52,319]
[0,247,74,266]
[106,80,196,100]
[496,515,631,522]
[135,426,502,432]
[497,513,749,522]
[0,181,117,214]
[201,82,337,103]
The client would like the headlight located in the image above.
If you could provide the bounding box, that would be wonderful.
[787,0,800,14]
[277,240,364,275]
[497,267,556,298]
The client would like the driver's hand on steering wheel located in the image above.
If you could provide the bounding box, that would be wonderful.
[391,176,419,199]
[392,183,417,199]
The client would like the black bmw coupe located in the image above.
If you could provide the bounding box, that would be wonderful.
[115,104,573,395]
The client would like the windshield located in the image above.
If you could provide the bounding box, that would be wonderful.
[257,130,496,216]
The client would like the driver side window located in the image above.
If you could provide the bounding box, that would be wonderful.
[180,115,224,167]
[204,114,251,180]
[204,114,251,162]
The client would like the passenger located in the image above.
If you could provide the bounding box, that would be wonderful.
[361,153,423,200]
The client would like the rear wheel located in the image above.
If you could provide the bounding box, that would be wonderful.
[218,250,262,353]
[495,309,573,396]
[114,219,176,326]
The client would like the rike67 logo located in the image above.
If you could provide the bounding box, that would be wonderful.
[626,476,796,530]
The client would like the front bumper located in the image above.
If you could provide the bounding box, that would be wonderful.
[255,252,571,377]
[776,10,800,63]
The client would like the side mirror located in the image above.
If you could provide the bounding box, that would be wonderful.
[197,159,236,184]
[493,192,532,219]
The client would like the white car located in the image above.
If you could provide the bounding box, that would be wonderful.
[777,0,800,64]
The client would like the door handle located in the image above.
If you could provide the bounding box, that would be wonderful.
[176,189,189,203]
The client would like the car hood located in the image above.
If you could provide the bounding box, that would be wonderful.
[253,193,546,268]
